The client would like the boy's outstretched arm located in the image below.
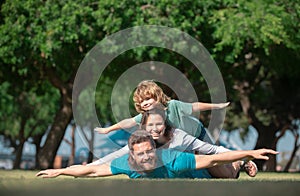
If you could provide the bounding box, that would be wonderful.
[195,148,278,169]
[192,102,230,112]
[94,118,137,134]
[36,164,112,178]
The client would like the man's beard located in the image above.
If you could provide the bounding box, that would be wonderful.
[139,157,157,171]
[129,156,157,173]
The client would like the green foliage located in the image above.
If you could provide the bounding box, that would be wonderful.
[0,0,299,160]
[0,81,59,140]
[210,0,291,62]
[1,0,95,58]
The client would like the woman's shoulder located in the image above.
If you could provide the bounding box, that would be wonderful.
[172,128,196,141]
[169,128,195,150]
[172,128,188,139]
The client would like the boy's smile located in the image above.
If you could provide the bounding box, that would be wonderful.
[140,98,157,111]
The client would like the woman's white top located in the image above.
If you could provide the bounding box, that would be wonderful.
[88,128,230,166]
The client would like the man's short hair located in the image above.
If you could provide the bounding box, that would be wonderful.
[128,130,156,151]
[128,130,156,172]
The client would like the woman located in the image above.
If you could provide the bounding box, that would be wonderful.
[140,108,258,178]
[89,108,257,178]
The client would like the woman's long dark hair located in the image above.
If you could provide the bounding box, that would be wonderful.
[140,108,173,148]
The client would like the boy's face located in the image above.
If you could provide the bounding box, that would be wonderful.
[140,98,157,111]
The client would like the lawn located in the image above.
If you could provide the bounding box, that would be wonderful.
[0,170,299,196]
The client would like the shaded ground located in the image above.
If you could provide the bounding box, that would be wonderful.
[0,170,299,196]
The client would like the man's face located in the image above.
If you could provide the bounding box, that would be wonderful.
[131,141,157,172]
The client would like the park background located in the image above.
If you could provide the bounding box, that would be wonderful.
[0,0,299,173]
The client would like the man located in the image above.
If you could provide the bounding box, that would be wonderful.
[36,130,277,179]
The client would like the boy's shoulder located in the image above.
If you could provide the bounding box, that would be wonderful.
[167,99,180,106]
[167,99,191,109]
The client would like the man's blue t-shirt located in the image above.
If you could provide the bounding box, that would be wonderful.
[110,149,211,179]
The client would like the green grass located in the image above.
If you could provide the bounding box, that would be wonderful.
[1,170,300,196]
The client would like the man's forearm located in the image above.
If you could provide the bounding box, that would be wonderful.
[195,149,277,169]
[61,165,96,177]
[210,150,252,166]
[63,165,113,177]
[36,164,113,178]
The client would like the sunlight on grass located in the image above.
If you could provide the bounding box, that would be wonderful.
[0,170,299,184]
[1,170,299,196]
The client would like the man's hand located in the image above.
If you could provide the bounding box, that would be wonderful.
[250,149,279,160]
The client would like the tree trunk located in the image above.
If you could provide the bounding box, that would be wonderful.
[236,82,277,171]
[36,67,74,169]
[13,118,27,169]
[37,99,72,169]
[68,123,76,166]
[13,140,25,169]
[283,133,299,172]
[87,129,95,163]
[33,133,43,169]
[252,123,277,171]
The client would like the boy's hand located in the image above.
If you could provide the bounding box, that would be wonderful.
[94,127,111,134]
[216,102,230,109]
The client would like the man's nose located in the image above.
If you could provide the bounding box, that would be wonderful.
[142,152,150,159]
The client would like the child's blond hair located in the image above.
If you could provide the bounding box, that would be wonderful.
[133,80,171,113]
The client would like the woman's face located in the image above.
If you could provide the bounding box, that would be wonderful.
[144,113,166,140]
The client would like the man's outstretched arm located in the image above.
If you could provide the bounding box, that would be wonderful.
[36,164,113,178]
[195,148,278,169]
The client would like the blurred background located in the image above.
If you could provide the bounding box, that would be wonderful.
[0,0,299,172]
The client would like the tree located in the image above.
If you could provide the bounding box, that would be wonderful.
[283,120,300,171]
[1,0,299,170]
[0,81,59,169]
[210,0,300,170]
[0,0,99,168]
